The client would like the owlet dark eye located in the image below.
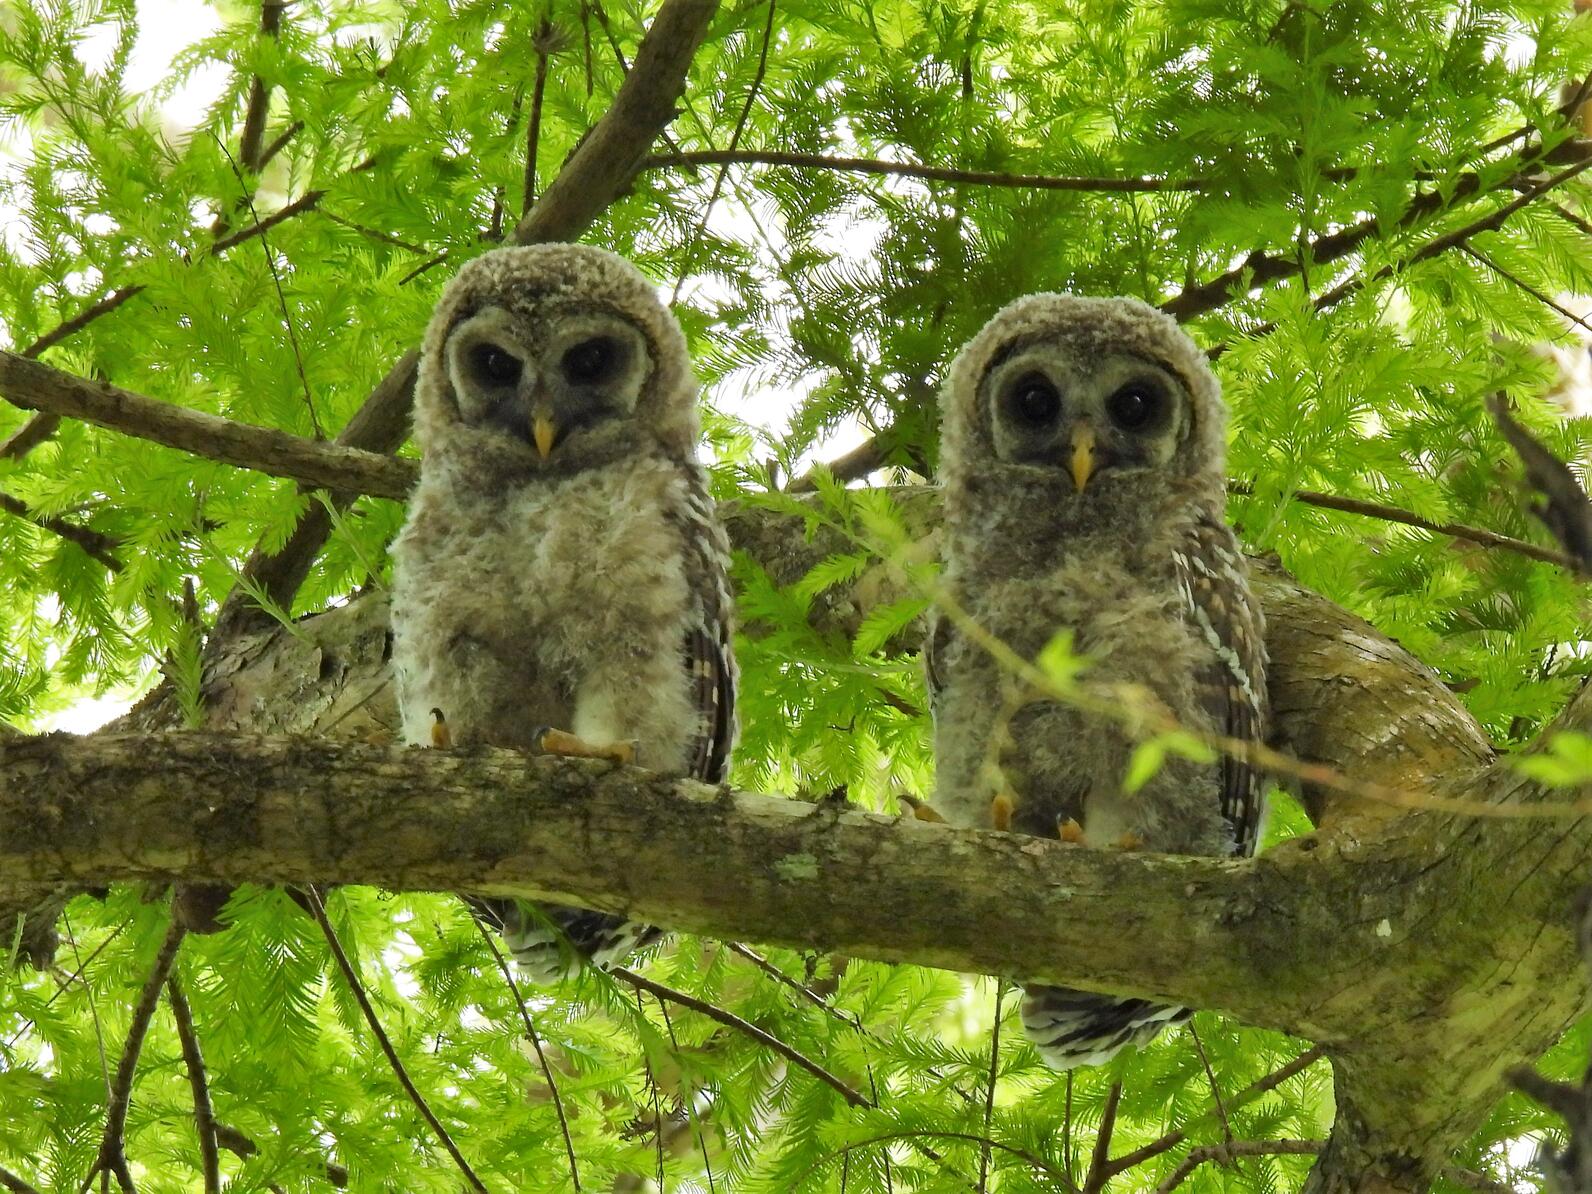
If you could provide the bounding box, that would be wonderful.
[471,344,521,386]
[562,336,618,385]
[1009,374,1060,425]
[1106,382,1163,431]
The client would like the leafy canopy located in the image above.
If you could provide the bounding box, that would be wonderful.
[2,0,1591,1188]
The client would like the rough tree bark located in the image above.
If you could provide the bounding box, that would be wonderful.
[0,488,1575,1192]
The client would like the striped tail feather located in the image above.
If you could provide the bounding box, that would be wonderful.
[467,898,662,985]
[1020,984,1192,1070]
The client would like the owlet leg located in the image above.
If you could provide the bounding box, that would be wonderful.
[535,727,637,765]
[1057,816,1086,844]
[897,794,948,824]
[430,707,453,748]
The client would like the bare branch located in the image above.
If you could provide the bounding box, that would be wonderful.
[237,1,287,174]
[1081,1082,1122,1194]
[978,981,1005,1193]
[522,20,555,214]
[0,1166,43,1194]
[1488,395,1592,573]
[0,351,416,501]
[85,917,186,1194]
[1153,1139,1321,1194]
[211,1123,347,1188]
[165,974,221,1194]
[1164,137,1592,321]
[610,966,872,1108]
[646,148,1207,193]
[512,0,718,245]
[306,890,489,1192]
[474,921,581,1191]
[1232,480,1580,571]
[0,491,124,571]
[1102,1045,1328,1179]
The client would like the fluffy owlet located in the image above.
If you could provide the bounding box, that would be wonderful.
[390,244,736,983]
[928,294,1267,1069]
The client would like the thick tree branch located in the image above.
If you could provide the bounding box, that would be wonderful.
[0,352,416,501]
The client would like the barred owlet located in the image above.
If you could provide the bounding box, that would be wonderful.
[927,294,1268,1069]
[390,244,736,983]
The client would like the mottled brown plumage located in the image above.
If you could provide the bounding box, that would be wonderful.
[930,293,1268,1067]
[391,245,736,982]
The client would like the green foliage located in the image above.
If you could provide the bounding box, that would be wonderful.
[2,0,1592,1188]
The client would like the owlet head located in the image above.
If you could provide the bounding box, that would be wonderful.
[416,245,698,472]
[941,294,1225,497]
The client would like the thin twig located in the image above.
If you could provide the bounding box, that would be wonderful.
[645,149,1207,193]
[1153,1139,1321,1194]
[655,997,715,1193]
[670,0,776,304]
[798,1131,1075,1191]
[1102,1045,1328,1178]
[978,981,1005,1193]
[1187,1022,1233,1148]
[319,211,431,255]
[212,1123,348,1187]
[5,923,125,1050]
[306,890,489,1193]
[1458,241,1592,335]
[609,967,871,1108]
[522,19,554,214]
[0,491,124,571]
[215,139,323,440]
[1233,480,1580,571]
[84,917,186,1194]
[474,921,580,1191]
[165,973,221,1194]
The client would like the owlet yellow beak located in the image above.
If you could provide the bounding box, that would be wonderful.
[1070,424,1096,492]
[532,414,558,460]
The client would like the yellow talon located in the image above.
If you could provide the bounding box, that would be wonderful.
[1114,831,1145,851]
[990,793,1016,832]
[429,707,452,749]
[536,726,637,765]
[1058,817,1086,844]
[897,795,947,824]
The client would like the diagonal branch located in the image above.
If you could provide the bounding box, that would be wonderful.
[0,352,416,501]
[306,890,488,1191]
[645,148,1209,193]
[0,491,124,571]
[0,1167,42,1194]
[165,974,221,1194]
[1163,137,1592,321]
[84,917,186,1194]
[238,1,287,174]
[610,966,871,1108]
[1153,1139,1322,1194]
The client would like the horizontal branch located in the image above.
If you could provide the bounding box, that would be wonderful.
[0,491,124,571]
[643,149,1207,193]
[0,352,416,501]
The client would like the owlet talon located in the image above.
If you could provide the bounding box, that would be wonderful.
[1058,817,1086,844]
[1113,831,1146,851]
[536,726,637,765]
[990,792,1016,832]
[429,707,453,749]
[897,794,947,824]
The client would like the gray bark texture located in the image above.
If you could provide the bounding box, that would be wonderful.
[1,486,1586,1192]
